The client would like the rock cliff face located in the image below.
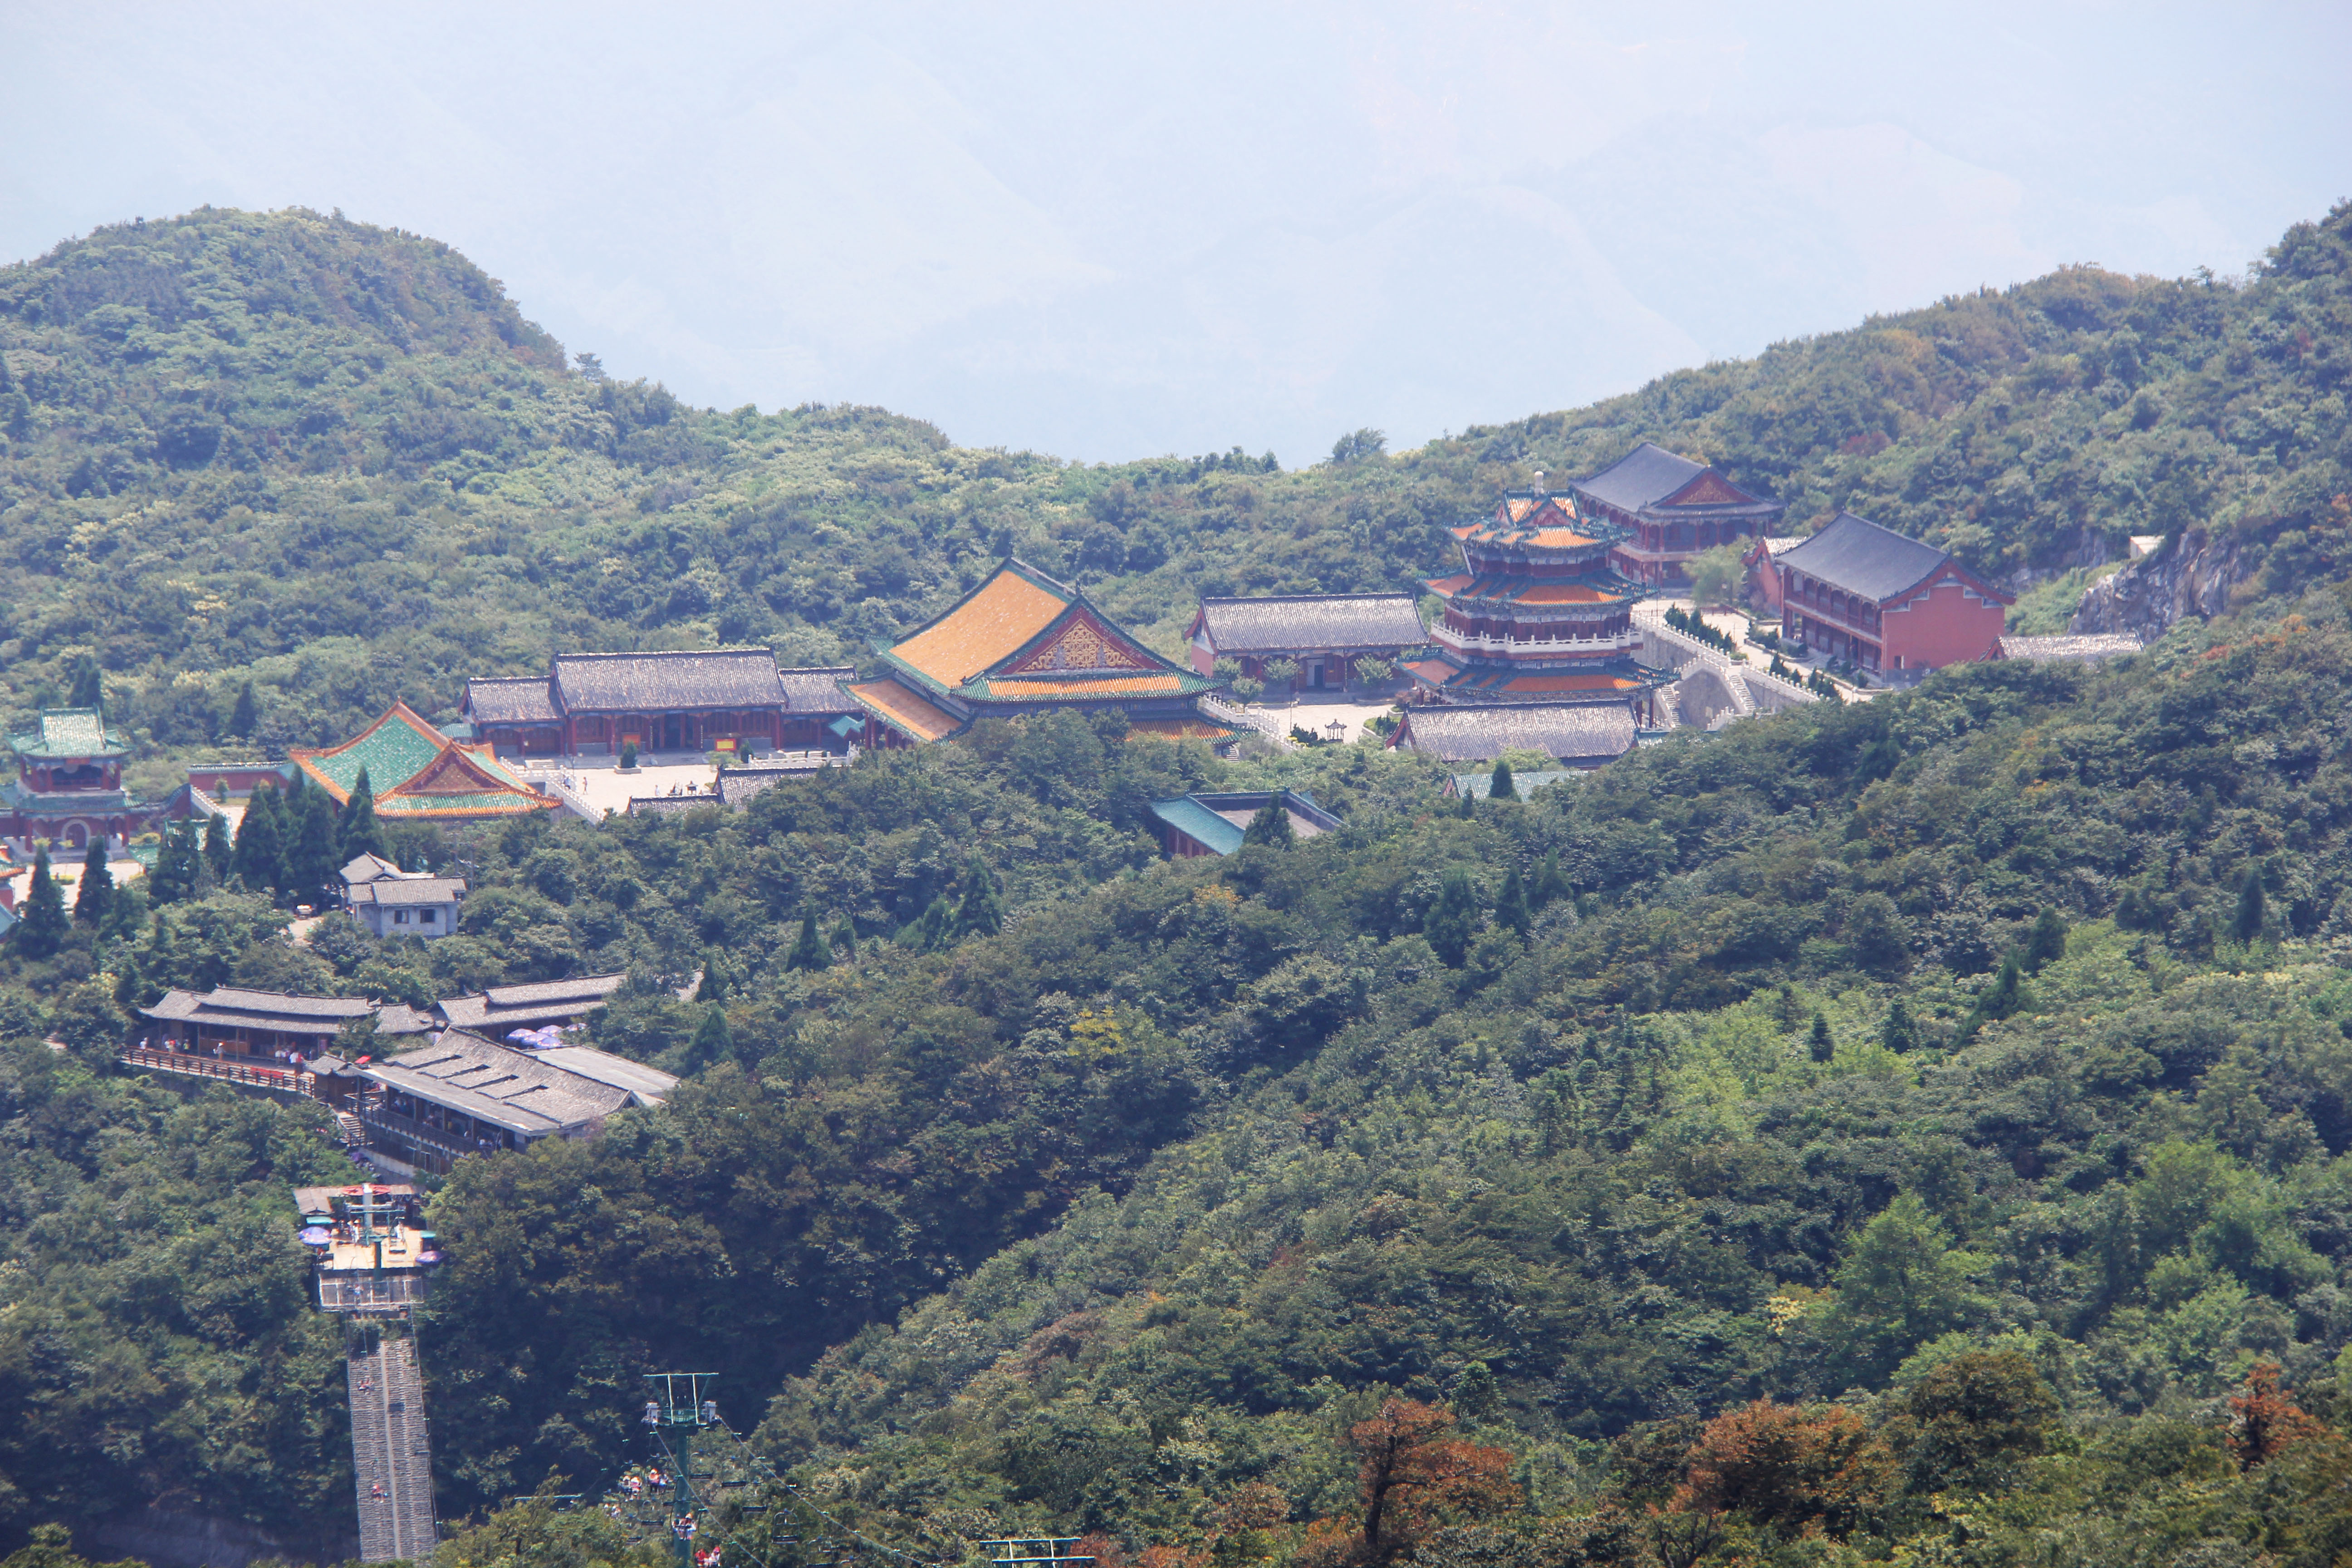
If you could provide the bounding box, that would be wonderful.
[2069,527,2256,639]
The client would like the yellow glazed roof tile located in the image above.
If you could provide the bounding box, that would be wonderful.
[892,570,1071,688]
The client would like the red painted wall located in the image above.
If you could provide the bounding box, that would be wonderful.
[1880,568,2009,671]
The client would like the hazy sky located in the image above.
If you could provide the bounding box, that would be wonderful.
[4,2,2346,465]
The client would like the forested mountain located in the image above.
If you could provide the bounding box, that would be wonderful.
[1,202,2350,1568]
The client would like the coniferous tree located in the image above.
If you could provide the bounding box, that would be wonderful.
[1960,952,2026,1040]
[829,914,859,958]
[285,787,339,907]
[787,911,830,970]
[66,654,102,711]
[201,813,232,878]
[691,1004,732,1064]
[913,896,955,951]
[1488,757,1518,802]
[17,851,66,958]
[695,951,729,1004]
[1459,788,1478,818]
[150,823,197,905]
[1530,849,1569,911]
[1426,871,1477,967]
[1810,1011,1835,1063]
[2022,907,2069,972]
[1882,1000,1918,1054]
[233,787,286,895]
[338,768,387,866]
[954,856,1004,937]
[1242,802,1294,848]
[73,839,112,928]
[2233,862,2269,945]
[1494,865,1532,939]
[229,680,259,739]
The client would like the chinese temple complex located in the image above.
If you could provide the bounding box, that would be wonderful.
[852,559,1229,745]
[291,702,559,821]
[460,650,862,758]
[0,708,163,848]
[1406,482,1665,714]
[1570,442,1783,588]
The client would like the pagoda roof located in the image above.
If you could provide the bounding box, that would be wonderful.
[1191,593,1427,654]
[1450,490,1619,551]
[1571,441,1779,519]
[849,678,964,742]
[10,708,129,760]
[1427,573,1637,608]
[290,701,557,819]
[552,648,790,712]
[1404,659,1658,700]
[879,559,1216,703]
[1774,511,2010,605]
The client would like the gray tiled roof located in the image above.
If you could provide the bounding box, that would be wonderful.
[361,1033,630,1134]
[341,852,407,884]
[534,1045,678,1106]
[1996,633,2144,663]
[348,877,466,906]
[435,973,627,1032]
[1572,441,1778,517]
[1773,512,1951,602]
[464,677,562,725]
[551,649,787,712]
[1395,703,1637,764]
[1195,595,1427,655]
[777,666,861,713]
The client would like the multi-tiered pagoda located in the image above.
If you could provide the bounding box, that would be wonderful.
[1405,479,1664,707]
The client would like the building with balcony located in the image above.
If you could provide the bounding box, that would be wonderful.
[461,652,864,759]
[1772,512,2012,678]
[1387,702,1640,770]
[1571,442,1784,589]
[0,708,166,848]
[1404,482,1668,714]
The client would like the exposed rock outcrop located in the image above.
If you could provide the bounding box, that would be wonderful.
[2069,527,2256,640]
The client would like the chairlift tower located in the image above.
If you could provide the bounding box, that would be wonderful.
[643,1372,724,1568]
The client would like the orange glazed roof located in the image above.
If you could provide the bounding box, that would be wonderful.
[1123,719,1237,742]
[850,679,964,743]
[980,673,1186,698]
[889,564,1073,688]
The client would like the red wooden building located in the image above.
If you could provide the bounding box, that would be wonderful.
[1772,512,2012,677]
[1570,444,1783,589]
[462,652,862,759]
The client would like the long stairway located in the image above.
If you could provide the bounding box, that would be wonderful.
[349,1328,436,1561]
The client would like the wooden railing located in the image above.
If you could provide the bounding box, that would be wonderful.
[121,1045,315,1096]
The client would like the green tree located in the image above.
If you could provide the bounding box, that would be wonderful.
[1488,757,1518,802]
[284,785,340,907]
[1847,891,1909,974]
[338,766,387,865]
[17,849,67,958]
[954,856,1004,937]
[787,911,830,971]
[1687,542,1748,608]
[1330,427,1386,465]
[1242,802,1295,848]
[1809,1011,1834,1063]
[1530,849,1569,910]
[150,822,199,906]
[67,653,103,710]
[1960,951,2026,1039]
[72,839,113,928]
[691,1004,732,1064]
[1494,866,1532,940]
[229,679,259,738]
[1891,1351,2059,1493]
[1823,1193,1994,1382]
[201,812,232,878]
[1881,1000,1917,1054]
[1426,871,1477,967]
[829,913,859,958]
[2022,906,2069,971]
[233,787,285,892]
[2232,862,2269,945]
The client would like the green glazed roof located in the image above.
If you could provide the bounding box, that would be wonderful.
[9,709,129,759]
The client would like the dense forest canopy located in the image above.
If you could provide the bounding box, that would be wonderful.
[0,201,2349,1568]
